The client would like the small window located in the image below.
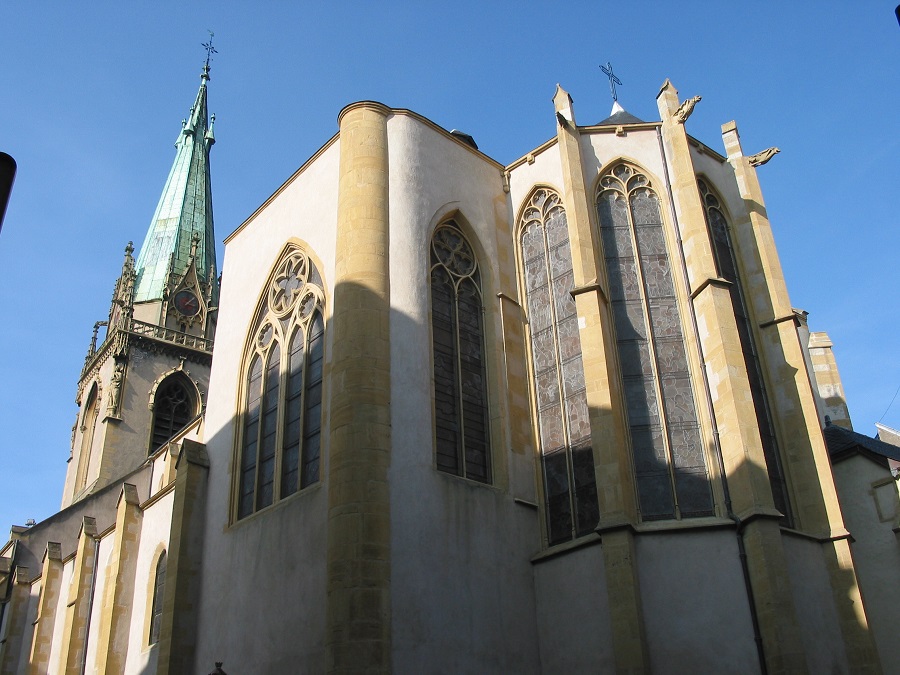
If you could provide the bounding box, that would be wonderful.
[149,551,166,645]
[430,221,491,483]
[150,376,196,453]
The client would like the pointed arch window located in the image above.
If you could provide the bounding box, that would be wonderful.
[698,178,791,523]
[430,221,491,483]
[150,375,196,453]
[149,550,166,645]
[237,248,325,520]
[596,164,713,520]
[519,189,598,545]
[75,383,100,493]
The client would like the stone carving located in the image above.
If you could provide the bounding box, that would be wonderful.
[674,95,702,124]
[748,146,780,167]
[107,363,125,417]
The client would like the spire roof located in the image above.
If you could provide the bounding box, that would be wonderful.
[596,100,646,126]
[133,66,218,304]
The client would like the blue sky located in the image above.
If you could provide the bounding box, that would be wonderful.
[1,2,898,530]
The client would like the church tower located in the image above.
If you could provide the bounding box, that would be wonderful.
[61,59,219,508]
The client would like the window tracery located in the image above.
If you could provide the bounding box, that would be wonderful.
[150,375,196,453]
[237,247,324,520]
[698,178,791,522]
[519,189,598,544]
[430,221,491,483]
[596,164,713,520]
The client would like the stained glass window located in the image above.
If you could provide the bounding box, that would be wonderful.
[698,178,791,523]
[520,189,599,545]
[237,248,326,520]
[149,551,166,645]
[596,164,713,520]
[430,221,491,483]
[150,376,196,453]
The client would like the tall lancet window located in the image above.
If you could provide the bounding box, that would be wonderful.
[237,247,325,520]
[520,189,598,545]
[596,164,713,520]
[75,383,100,493]
[698,178,791,523]
[430,221,491,483]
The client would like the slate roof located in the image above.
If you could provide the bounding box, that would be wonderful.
[823,424,900,465]
[595,101,647,126]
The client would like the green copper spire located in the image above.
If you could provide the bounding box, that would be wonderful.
[133,61,218,304]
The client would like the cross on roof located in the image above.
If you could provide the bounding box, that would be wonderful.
[202,31,217,70]
[600,62,622,102]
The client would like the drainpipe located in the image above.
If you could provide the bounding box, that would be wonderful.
[656,127,767,675]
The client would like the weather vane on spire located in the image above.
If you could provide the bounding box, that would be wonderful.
[600,62,622,102]
[202,30,217,72]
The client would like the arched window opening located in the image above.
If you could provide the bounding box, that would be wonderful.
[698,178,791,524]
[150,376,196,453]
[519,189,598,545]
[149,551,166,645]
[430,221,491,484]
[596,164,713,521]
[237,247,325,520]
[75,384,100,493]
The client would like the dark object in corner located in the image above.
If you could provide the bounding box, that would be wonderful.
[450,129,478,150]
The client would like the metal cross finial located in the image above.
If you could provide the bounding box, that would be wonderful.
[202,31,217,70]
[600,62,623,102]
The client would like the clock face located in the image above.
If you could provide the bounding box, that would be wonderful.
[173,290,201,317]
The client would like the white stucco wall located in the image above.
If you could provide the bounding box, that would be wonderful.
[533,542,615,673]
[782,533,850,673]
[122,488,173,675]
[386,113,542,672]
[833,455,900,674]
[638,529,760,674]
[194,139,341,674]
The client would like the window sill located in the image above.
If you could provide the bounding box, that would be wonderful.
[227,481,323,530]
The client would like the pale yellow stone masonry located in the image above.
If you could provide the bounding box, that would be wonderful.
[60,517,97,675]
[28,543,63,675]
[326,101,392,675]
[554,85,650,673]
[94,484,142,675]
[722,119,880,672]
[658,82,808,674]
[0,567,31,675]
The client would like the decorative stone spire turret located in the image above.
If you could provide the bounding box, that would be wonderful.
[132,63,218,308]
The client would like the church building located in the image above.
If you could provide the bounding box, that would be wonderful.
[1,57,896,674]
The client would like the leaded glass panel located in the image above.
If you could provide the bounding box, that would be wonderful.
[430,221,491,483]
[237,247,326,521]
[520,188,599,545]
[597,164,713,521]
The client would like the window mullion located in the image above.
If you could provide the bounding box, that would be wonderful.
[627,188,681,519]
[543,218,578,540]
[452,276,466,478]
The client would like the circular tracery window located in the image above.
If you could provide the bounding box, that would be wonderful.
[269,253,308,315]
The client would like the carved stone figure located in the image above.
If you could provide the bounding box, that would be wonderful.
[107,363,125,417]
[674,95,702,123]
[749,146,780,167]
